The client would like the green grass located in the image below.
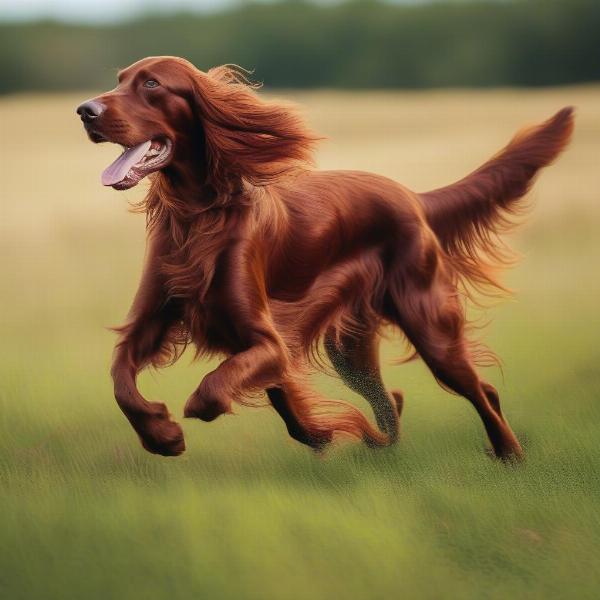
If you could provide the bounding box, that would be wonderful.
[1,88,600,599]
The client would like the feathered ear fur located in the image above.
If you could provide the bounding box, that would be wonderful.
[189,64,320,191]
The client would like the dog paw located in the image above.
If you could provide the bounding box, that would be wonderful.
[286,426,332,452]
[306,430,334,453]
[184,391,231,422]
[136,404,186,456]
[484,444,524,464]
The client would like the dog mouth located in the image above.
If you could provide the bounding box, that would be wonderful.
[100,138,173,190]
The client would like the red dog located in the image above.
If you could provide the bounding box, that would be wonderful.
[77,56,573,459]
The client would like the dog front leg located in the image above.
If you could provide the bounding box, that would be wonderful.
[111,315,185,457]
[110,230,185,456]
[184,240,289,421]
[184,333,286,421]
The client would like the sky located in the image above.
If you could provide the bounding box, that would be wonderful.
[1,0,437,24]
[0,0,238,22]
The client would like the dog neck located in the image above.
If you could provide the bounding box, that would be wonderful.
[153,135,247,219]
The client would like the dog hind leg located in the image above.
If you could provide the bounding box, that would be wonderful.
[268,375,390,450]
[384,270,523,461]
[324,329,402,443]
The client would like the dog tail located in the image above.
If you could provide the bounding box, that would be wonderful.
[419,107,574,295]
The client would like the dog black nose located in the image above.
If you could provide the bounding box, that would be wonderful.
[76,100,106,123]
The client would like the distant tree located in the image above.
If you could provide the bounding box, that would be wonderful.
[0,0,598,93]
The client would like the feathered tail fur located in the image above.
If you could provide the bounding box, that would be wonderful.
[420,107,574,295]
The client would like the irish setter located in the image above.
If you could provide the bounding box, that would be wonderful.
[76,56,573,460]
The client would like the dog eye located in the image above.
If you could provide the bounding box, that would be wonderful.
[143,79,160,89]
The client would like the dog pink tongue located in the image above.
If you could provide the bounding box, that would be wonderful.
[101,141,151,186]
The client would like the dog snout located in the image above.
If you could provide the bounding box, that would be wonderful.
[76,100,106,123]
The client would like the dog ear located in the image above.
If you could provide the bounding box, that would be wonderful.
[189,64,320,191]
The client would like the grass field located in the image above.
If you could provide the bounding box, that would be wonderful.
[1,87,600,599]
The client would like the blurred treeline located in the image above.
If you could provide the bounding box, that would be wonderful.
[0,0,598,93]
